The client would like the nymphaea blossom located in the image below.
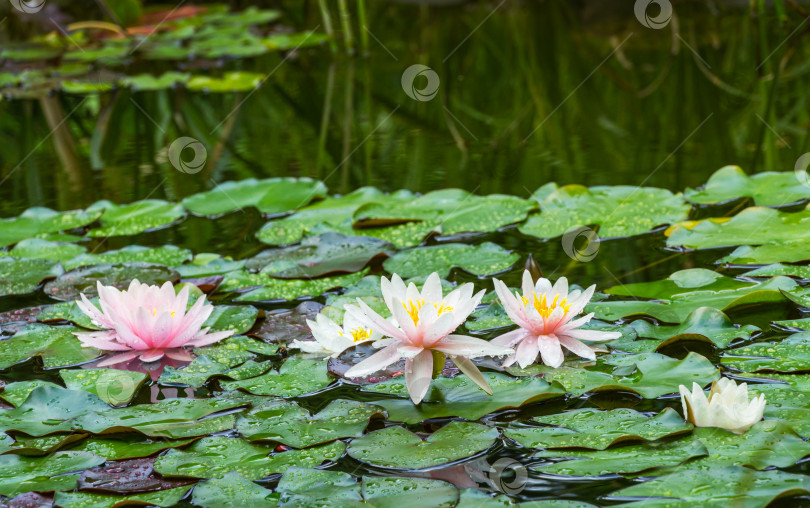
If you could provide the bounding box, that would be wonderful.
[679,378,766,434]
[491,270,621,368]
[344,273,513,404]
[74,280,234,363]
[293,312,381,357]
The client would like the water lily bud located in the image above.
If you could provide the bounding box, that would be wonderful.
[679,378,766,434]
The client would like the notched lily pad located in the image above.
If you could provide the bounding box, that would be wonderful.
[43,262,179,301]
[0,257,63,296]
[685,166,810,207]
[181,177,327,217]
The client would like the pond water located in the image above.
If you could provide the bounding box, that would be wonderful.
[2,1,810,507]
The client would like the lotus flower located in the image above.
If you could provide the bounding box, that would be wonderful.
[680,378,766,434]
[344,273,513,404]
[491,270,621,368]
[74,280,234,363]
[293,312,381,357]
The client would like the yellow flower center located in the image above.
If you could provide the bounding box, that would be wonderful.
[152,309,177,318]
[521,292,571,319]
[402,299,454,325]
[349,327,373,342]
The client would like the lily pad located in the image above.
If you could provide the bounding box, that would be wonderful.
[6,238,86,263]
[53,485,192,508]
[0,380,62,406]
[722,332,810,373]
[246,233,394,278]
[347,421,498,470]
[37,299,98,329]
[0,451,105,497]
[43,262,179,301]
[236,399,385,448]
[718,240,810,265]
[744,263,810,279]
[0,324,100,370]
[70,437,196,461]
[60,369,148,406]
[627,307,760,349]
[685,166,810,207]
[364,372,565,424]
[181,177,327,217]
[203,305,258,334]
[505,408,692,450]
[0,257,63,296]
[77,457,193,493]
[64,245,192,270]
[187,72,264,92]
[154,436,344,479]
[121,72,191,91]
[220,358,332,396]
[86,200,186,237]
[191,472,276,508]
[226,269,368,302]
[605,269,752,299]
[747,382,810,437]
[0,207,102,248]
[383,242,519,278]
[519,184,690,239]
[250,301,322,345]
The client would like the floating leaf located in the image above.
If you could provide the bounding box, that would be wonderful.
[744,263,810,279]
[86,200,186,237]
[383,242,519,278]
[505,408,691,450]
[70,437,196,461]
[221,358,332,396]
[6,238,86,263]
[43,262,179,301]
[623,307,760,349]
[347,421,498,470]
[191,471,276,508]
[182,177,327,217]
[226,269,368,302]
[0,451,105,497]
[0,207,102,248]
[77,457,193,493]
[685,166,810,207]
[0,257,63,296]
[520,184,689,239]
[718,240,810,265]
[364,372,564,424]
[722,332,810,373]
[251,302,322,345]
[203,305,258,334]
[60,369,147,406]
[65,245,192,270]
[187,71,264,92]
[236,399,385,448]
[54,485,191,508]
[0,324,99,370]
[605,269,752,299]
[0,380,61,406]
[121,72,191,91]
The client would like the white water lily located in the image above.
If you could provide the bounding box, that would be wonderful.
[679,378,766,434]
[344,272,513,404]
[491,270,621,368]
[293,312,381,357]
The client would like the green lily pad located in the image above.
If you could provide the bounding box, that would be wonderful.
[226,269,368,301]
[203,305,258,334]
[86,200,186,237]
[262,31,330,50]
[0,380,62,407]
[187,71,264,92]
[191,472,276,508]
[60,369,148,406]
[505,408,692,450]
[6,239,86,263]
[607,466,810,506]
[3,433,85,455]
[247,233,394,278]
[722,332,810,372]
[364,372,565,424]
[383,242,519,278]
[53,485,192,508]
[176,255,245,278]
[513,352,719,398]
[0,324,100,370]
[744,263,810,279]
[221,358,332,396]
[64,245,192,270]
[347,421,498,470]
[627,307,760,349]
[181,177,327,217]
[158,355,230,388]
[43,262,180,301]
[773,318,810,332]
[0,257,63,295]
[0,451,105,496]
[719,241,810,265]
[121,72,191,91]
[666,204,810,249]
[746,382,810,437]
[456,489,596,507]
[605,269,752,299]
[519,184,689,239]
[350,221,439,249]
[533,439,707,477]
[685,166,810,207]
[353,188,535,236]
[236,399,385,448]
[37,299,98,329]
[0,207,102,248]
[69,437,196,460]
[154,436,344,479]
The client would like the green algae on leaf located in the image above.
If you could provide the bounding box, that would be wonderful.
[191,471,277,508]
[59,369,147,406]
[721,332,810,373]
[154,436,344,480]
[0,257,63,296]
[64,245,193,270]
[505,408,692,450]
[226,269,368,302]
[181,177,327,217]
[0,451,105,497]
[347,421,498,470]
[220,358,332,396]
[383,242,519,278]
[86,200,186,237]
[236,399,385,448]
[520,183,690,239]
[0,207,102,247]
[364,372,565,424]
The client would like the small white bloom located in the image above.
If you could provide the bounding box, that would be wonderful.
[293,312,381,358]
[679,378,766,434]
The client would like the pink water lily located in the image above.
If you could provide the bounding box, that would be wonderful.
[344,273,513,404]
[74,280,234,363]
[491,270,621,369]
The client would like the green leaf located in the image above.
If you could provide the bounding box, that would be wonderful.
[0,451,105,496]
[364,372,564,424]
[37,300,99,329]
[59,369,147,406]
[121,72,191,91]
[505,408,691,450]
[347,421,498,470]
[685,166,810,207]
[226,269,368,301]
[86,200,186,237]
[605,269,751,299]
[0,380,62,407]
[154,436,344,479]
[69,436,195,460]
[159,355,230,388]
[53,485,192,508]
[221,358,332,396]
[43,262,179,301]
[276,467,361,507]
[519,184,689,239]
[456,489,595,507]
[744,263,810,279]
[236,399,385,448]
[719,241,810,264]
[7,238,86,263]
[0,257,63,295]
[187,71,264,92]
[626,307,760,349]
[203,305,258,334]
[192,472,276,508]
[722,332,810,372]
[0,324,99,370]
[182,177,327,217]
[383,242,519,278]
[0,207,102,248]
[64,245,192,270]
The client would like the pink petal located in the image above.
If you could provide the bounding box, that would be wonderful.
[97,351,141,366]
[139,349,166,362]
[451,355,492,395]
[515,335,540,368]
[164,348,194,362]
[491,328,530,348]
[558,335,596,360]
[186,329,234,348]
[537,336,564,368]
[405,349,433,404]
[421,311,456,348]
[561,328,622,342]
[493,279,532,330]
[433,334,513,358]
[73,331,131,351]
[345,343,403,378]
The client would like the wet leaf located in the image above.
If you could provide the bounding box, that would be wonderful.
[0,324,100,370]
[59,369,147,406]
[383,242,519,278]
[220,358,332,396]
[53,485,191,508]
[69,436,196,461]
[64,245,192,270]
[0,207,102,248]
[722,332,810,373]
[187,72,264,92]
[6,239,86,263]
[0,257,63,296]
[86,200,186,237]
[718,240,810,265]
[181,177,327,217]
[226,269,368,302]
[0,451,105,497]
[191,471,276,508]
[43,262,179,301]
[685,166,810,207]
